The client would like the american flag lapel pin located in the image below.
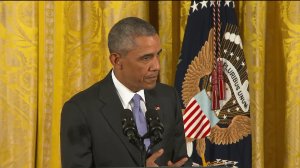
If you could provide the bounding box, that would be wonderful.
[154,105,160,111]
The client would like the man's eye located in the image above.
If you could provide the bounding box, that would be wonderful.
[142,56,151,60]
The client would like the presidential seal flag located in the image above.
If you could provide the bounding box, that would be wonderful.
[175,1,251,168]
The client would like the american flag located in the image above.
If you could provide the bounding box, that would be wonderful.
[183,90,219,139]
[183,97,211,139]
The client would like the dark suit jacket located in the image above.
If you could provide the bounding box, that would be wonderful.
[60,72,189,167]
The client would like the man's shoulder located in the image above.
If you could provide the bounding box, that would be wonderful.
[67,81,102,103]
[148,83,177,97]
[67,73,112,103]
[154,82,175,92]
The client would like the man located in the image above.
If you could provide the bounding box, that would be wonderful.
[60,17,190,167]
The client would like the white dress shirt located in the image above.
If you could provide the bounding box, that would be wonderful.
[111,70,147,115]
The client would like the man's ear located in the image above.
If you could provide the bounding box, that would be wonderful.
[109,53,122,69]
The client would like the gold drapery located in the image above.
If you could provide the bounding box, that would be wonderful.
[0,1,299,168]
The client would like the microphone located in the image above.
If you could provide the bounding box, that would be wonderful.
[122,109,146,167]
[121,109,141,147]
[146,108,164,146]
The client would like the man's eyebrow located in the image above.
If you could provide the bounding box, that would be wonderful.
[142,49,163,57]
[157,49,162,55]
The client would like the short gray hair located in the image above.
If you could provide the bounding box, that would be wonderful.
[108,17,157,55]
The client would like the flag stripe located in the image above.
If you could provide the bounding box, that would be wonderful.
[187,113,208,138]
[183,101,200,123]
[183,98,197,114]
[194,120,210,138]
[184,108,202,133]
[183,105,200,126]
[183,99,198,121]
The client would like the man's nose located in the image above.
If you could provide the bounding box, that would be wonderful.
[150,55,160,71]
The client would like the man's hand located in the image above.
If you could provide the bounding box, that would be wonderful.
[167,157,188,167]
[146,149,164,167]
[146,148,189,167]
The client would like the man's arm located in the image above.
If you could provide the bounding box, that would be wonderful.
[172,88,192,166]
[145,88,191,167]
[60,101,93,168]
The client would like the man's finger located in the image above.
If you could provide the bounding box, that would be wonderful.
[167,157,188,167]
[148,149,164,162]
[146,149,164,167]
[167,161,174,166]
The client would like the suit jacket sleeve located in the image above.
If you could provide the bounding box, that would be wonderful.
[173,88,193,166]
[60,100,93,168]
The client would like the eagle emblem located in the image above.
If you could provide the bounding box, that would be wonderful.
[182,24,251,166]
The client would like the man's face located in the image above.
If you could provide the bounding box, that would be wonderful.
[117,34,161,92]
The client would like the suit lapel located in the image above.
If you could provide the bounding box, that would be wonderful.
[145,88,165,152]
[97,72,142,165]
[144,89,160,114]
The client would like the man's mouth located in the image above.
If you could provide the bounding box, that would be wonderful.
[146,75,158,80]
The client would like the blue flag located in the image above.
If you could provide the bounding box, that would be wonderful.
[175,1,251,167]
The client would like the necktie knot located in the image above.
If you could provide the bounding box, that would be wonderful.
[132,94,141,109]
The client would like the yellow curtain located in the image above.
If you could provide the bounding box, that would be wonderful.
[0,1,299,168]
[237,1,300,168]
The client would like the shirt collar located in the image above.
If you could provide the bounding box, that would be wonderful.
[111,70,145,108]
